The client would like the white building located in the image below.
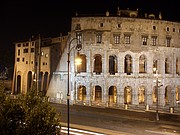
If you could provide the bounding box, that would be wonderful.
[12,35,68,95]
[47,9,180,111]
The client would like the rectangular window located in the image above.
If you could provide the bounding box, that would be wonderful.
[18,49,20,56]
[166,37,171,47]
[22,58,24,62]
[142,36,148,45]
[124,35,130,44]
[31,48,34,53]
[17,44,21,47]
[151,36,157,46]
[23,48,28,53]
[114,34,120,44]
[96,33,102,43]
[17,58,20,62]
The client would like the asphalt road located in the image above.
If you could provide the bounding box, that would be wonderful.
[50,103,180,135]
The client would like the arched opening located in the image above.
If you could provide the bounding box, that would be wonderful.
[138,86,145,104]
[109,55,118,75]
[77,85,86,101]
[77,54,86,73]
[38,72,43,92]
[176,86,180,103]
[124,86,132,104]
[42,72,48,95]
[165,86,172,105]
[94,54,102,74]
[176,58,180,75]
[139,55,147,73]
[27,71,32,92]
[124,54,132,75]
[108,86,117,103]
[16,75,21,95]
[165,58,170,74]
[153,59,158,74]
[95,85,102,102]
[152,86,157,104]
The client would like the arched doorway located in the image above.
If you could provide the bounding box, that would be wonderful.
[95,85,102,102]
[108,86,117,103]
[77,85,86,101]
[124,86,132,104]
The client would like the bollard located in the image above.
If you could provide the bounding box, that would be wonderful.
[146,105,149,111]
[124,104,128,110]
[170,107,174,113]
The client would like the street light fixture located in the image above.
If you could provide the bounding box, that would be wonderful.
[67,37,82,135]
[153,67,159,121]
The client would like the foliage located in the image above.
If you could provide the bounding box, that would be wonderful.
[0,87,61,135]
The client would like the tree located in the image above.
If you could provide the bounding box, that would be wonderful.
[0,87,61,135]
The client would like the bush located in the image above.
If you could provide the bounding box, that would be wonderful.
[0,88,61,135]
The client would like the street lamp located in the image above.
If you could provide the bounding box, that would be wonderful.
[153,67,159,121]
[67,37,82,135]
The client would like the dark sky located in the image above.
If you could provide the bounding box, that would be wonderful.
[0,0,179,69]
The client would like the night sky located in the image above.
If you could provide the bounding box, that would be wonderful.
[0,0,179,72]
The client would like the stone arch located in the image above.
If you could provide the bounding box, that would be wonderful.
[109,55,118,75]
[108,86,117,103]
[94,85,102,102]
[16,75,21,95]
[138,86,145,104]
[27,71,33,92]
[77,54,86,72]
[124,54,132,75]
[176,86,180,103]
[165,85,172,105]
[139,55,147,73]
[42,72,49,95]
[77,85,86,101]
[124,86,132,104]
[93,54,102,74]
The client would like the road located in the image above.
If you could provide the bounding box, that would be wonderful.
[50,103,180,135]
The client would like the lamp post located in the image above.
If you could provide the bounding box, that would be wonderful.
[153,67,159,121]
[67,37,82,135]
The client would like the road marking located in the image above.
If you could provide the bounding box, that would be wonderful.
[61,126,107,135]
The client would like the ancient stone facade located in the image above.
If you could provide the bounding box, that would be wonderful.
[47,11,180,111]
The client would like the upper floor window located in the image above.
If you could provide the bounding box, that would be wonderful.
[142,36,148,45]
[31,48,34,53]
[23,48,28,53]
[151,36,157,46]
[96,33,102,43]
[124,35,131,44]
[114,34,120,44]
[166,37,171,47]
[99,23,103,27]
[17,44,21,47]
[166,27,170,32]
[173,28,175,32]
[153,26,156,30]
[18,49,20,56]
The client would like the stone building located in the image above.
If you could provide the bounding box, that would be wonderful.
[12,35,68,95]
[47,9,180,111]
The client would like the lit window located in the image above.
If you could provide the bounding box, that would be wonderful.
[41,51,44,56]
[142,36,148,45]
[151,36,157,46]
[114,34,120,44]
[96,33,102,43]
[166,37,171,47]
[124,35,131,44]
